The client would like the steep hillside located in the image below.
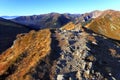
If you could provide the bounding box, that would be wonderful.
[86,10,120,40]
[0,29,51,80]
[0,18,30,53]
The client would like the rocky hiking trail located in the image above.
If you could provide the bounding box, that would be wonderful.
[50,28,120,80]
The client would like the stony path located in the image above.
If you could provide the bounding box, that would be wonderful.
[51,28,120,80]
[51,29,93,80]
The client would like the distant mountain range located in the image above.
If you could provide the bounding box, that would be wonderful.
[10,11,101,29]
[10,10,120,40]
[11,13,76,29]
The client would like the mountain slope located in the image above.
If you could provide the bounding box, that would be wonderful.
[0,17,30,53]
[0,29,51,80]
[86,10,120,40]
[0,23,120,80]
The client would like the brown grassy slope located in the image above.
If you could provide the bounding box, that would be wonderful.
[86,10,120,40]
[0,29,51,80]
[61,22,75,30]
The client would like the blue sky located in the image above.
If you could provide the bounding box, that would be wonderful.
[0,0,120,16]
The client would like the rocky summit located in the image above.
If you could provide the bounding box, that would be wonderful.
[0,10,120,80]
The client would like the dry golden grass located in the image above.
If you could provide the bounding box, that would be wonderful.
[0,29,51,79]
[61,22,75,30]
[86,10,120,40]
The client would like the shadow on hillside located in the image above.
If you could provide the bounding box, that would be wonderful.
[83,26,120,79]
[86,33,120,80]
[0,26,30,54]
